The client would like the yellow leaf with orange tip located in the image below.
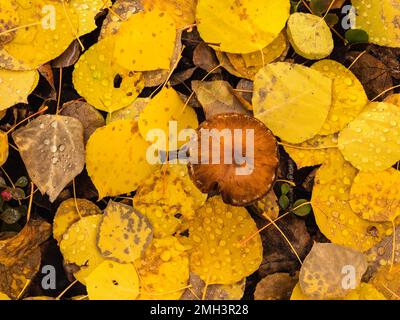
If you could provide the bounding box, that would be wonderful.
[142,0,196,29]
[138,87,198,151]
[114,9,176,71]
[384,93,400,106]
[0,69,39,111]
[86,260,140,300]
[0,0,78,70]
[73,36,144,113]
[97,201,153,263]
[311,59,368,135]
[86,120,159,199]
[136,236,189,300]
[53,198,101,243]
[188,196,262,285]
[196,0,290,54]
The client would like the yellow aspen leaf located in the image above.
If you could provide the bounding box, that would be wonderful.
[86,260,140,300]
[196,0,290,54]
[299,243,368,299]
[59,215,104,269]
[311,151,391,252]
[70,0,112,36]
[1,0,78,70]
[0,69,39,111]
[384,93,400,106]
[97,201,153,263]
[134,164,207,237]
[252,62,332,143]
[215,51,244,79]
[225,33,289,80]
[86,120,159,199]
[0,292,10,300]
[138,87,198,151]
[287,12,333,60]
[12,115,85,203]
[370,264,400,300]
[73,37,144,113]
[349,168,400,222]
[291,282,386,300]
[142,0,196,29]
[114,9,177,71]
[0,0,19,45]
[0,131,9,167]
[188,196,263,285]
[352,0,400,48]
[338,102,400,172]
[136,236,189,300]
[106,98,150,124]
[53,198,101,243]
[311,59,368,135]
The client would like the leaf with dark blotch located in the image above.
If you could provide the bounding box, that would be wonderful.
[12,115,85,203]
[193,42,220,72]
[51,40,82,68]
[254,272,298,300]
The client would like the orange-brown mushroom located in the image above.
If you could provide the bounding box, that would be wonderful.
[187,113,278,206]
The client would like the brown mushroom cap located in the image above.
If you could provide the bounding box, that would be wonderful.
[187,113,278,206]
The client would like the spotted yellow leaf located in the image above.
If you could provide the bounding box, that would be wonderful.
[0,69,39,110]
[311,151,392,252]
[350,168,400,222]
[352,0,400,48]
[53,198,101,243]
[114,9,176,71]
[370,264,400,300]
[287,13,333,60]
[338,102,400,172]
[253,62,332,143]
[188,196,263,284]
[86,120,159,199]
[196,0,290,54]
[136,236,189,300]
[73,36,144,113]
[0,0,19,45]
[86,260,139,300]
[97,201,153,263]
[311,59,368,135]
[0,0,78,70]
[106,98,150,124]
[138,87,198,151]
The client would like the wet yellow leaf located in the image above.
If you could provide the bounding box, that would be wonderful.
[0,0,19,45]
[283,134,338,169]
[114,9,176,71]
[138,87,198,151]
[352,0,400,48]
[311,150,391,252]
[106,98,150,124]
[287,13,333,60]
[338,102,400,172]
[253,62,332,143]
[97,201,153,263]
[86,260,139,300]
[196,0,290,54]
[311,59,368,135]
[53,198,101,243]
[86,120,159,199]
[349,168,400,222]
[73,36,144,113]
[0,69,39,111]
[136,236,189,300]
[188,196,263,284]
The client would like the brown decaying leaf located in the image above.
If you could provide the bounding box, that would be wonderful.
[254,272,298,300]
[60,101,105,144]
[170,67,197,86]
[346,51,394,100]
[191,80,250,119]
[51,40,82,69]
[0,219,51,299]
[193,42,220,73]
[12,115,85,203]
